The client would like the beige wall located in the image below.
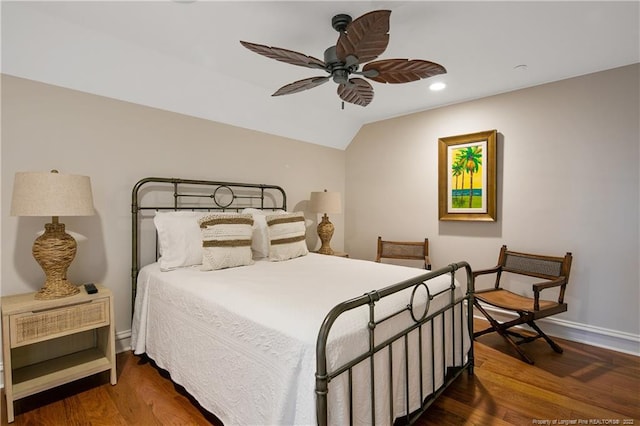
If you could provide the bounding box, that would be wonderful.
[345,64,639,349]
[1,75,346,335]
[2,64,639,356]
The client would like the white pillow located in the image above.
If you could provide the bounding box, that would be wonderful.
[154,211,206,271]
[242,208,286,259]
[266,211,308,261]
[199,213,254,270]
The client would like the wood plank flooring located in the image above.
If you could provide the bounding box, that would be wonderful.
[3,319,638,425]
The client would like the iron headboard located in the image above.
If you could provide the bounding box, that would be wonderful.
[130,177,287,311]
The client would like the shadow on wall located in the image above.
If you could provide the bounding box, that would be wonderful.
[293,199,320,251]
[439,221,502,238]
[12,214,108,293]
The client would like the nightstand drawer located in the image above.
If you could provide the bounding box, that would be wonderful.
[10,298,109,347]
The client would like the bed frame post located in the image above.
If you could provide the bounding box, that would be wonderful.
[466,262,475,375]
[131,177,151,315]
[315,305,340,426]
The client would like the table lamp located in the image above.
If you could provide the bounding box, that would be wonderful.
[309,190,341,255]
[10,170,95,299]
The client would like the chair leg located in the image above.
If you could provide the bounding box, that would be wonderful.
[498,331,536,365]
[528,321,563,353]
[473,302,535,364]
[472,301,500,338]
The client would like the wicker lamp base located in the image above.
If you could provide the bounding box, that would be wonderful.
[317,214,335,255]
[32,218,81,300]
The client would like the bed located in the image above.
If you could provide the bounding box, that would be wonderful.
[130,177,474,425]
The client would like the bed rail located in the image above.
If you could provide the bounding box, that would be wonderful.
[315,261,474,426]
[130,177,287,312]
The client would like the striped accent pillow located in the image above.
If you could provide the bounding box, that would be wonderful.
[266,212,308,261]
[198,213,254,270]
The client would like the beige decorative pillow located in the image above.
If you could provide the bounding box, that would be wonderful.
[266,212,308,261]
[198,213,254,270]
[242,208,287,259]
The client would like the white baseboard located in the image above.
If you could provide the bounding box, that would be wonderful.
[1,319,638,390]
[115,329,132,353]
[474,304,640,357]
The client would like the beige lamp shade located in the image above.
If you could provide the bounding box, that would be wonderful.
[309,190,341,214]
[10,170,95,299]
[11,171,95,217]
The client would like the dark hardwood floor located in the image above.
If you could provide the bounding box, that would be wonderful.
[3,319,639,425]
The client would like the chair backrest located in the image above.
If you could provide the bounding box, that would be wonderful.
[498,245,573,281]
[376,236,430,269]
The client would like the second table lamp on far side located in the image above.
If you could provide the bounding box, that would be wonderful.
[309,189,341,255]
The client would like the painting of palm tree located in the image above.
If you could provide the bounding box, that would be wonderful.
[452,145,483,208]
[438,130,497,221]
[451,160,465,207]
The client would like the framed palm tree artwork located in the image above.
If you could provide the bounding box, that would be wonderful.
[438,129,497,221]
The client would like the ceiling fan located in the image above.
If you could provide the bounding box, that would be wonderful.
[240,10,446,107]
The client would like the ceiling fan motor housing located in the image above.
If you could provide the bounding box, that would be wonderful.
[331,14,352,32]
[324,46,357,84]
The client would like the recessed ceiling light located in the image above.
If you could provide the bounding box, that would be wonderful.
[429,82,446,91]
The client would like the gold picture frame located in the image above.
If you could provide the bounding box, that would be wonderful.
[438,129,497,221]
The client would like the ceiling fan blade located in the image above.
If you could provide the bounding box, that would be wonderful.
[363,59,446,83]
[272,76,330,97]
[337,78,374,107]
[336,10,390,65]
[240,41,326,70]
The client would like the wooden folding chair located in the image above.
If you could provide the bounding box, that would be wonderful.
[473,245,573,364]
[376,236,431,269]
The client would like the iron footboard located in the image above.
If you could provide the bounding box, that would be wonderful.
[315,261,474,426]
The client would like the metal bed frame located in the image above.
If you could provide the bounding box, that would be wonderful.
[131,177,474,426]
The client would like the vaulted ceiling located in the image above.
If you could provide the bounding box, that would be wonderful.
[2,1,638,149]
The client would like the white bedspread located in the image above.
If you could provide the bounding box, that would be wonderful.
[131,253,469,426]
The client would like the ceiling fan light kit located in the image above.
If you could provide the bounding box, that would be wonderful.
[240,10,446,107]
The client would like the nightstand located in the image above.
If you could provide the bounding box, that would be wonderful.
[1,284,116,423]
